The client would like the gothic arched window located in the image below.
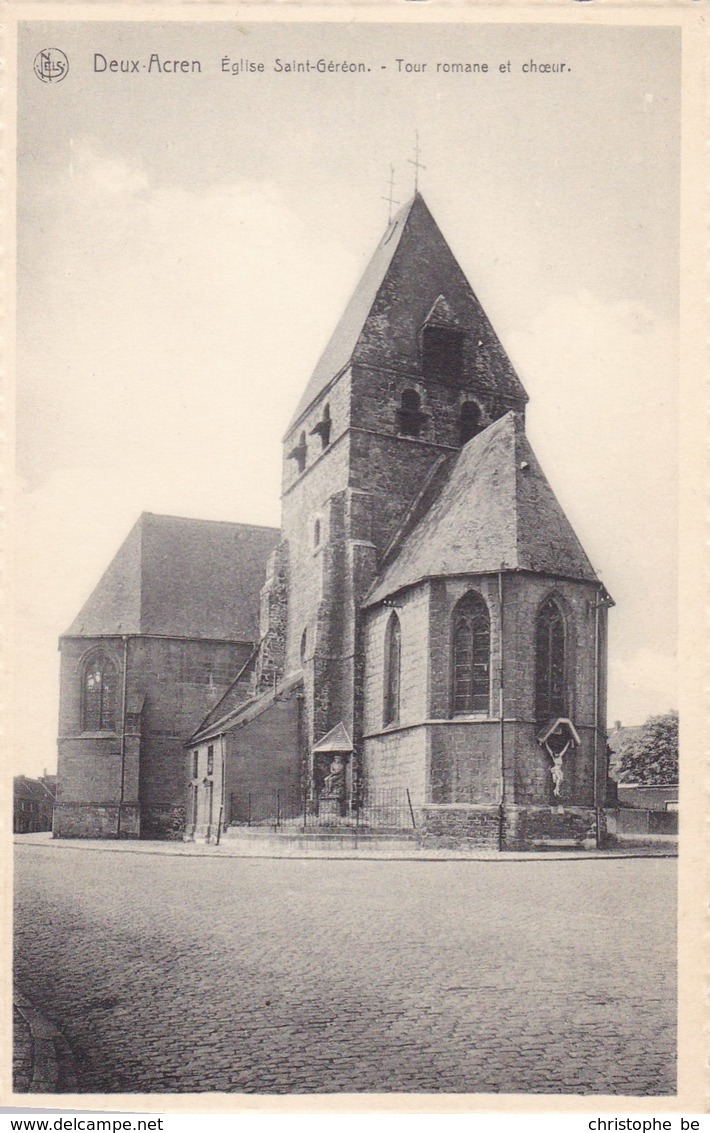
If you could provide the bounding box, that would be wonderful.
[383,613,402,726]
[452,593,490,714]
[82,652,118,732]
[535,597,566,721]
[460,401,482,445]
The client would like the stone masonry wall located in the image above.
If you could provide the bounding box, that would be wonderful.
[56,635,250,838]
[502,805,602,850]
[420,805,501,850]
[223,687,304,825]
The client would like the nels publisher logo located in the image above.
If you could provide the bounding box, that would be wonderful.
[34,48,69,83]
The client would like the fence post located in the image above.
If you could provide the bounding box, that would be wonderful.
[247,793,251,827]
[406,788,417,829]
[276,788,281,828]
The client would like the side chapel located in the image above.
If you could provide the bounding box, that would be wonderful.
[56,193,613,850]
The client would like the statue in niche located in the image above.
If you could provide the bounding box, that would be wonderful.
[322,755,346,799]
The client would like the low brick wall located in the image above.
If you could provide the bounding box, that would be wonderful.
[607,808,678,838]
[502,805,600,850]
[419,804,501,849]
[53,803,140,839]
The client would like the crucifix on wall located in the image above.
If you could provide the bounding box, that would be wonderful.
[536,718,581,799]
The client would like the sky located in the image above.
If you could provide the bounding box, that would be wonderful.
[15,19,680,776]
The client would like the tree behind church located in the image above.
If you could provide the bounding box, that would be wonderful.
[616,711,679,785]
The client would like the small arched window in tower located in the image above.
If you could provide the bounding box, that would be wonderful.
[300,627,308,665]
[310,403,332,450]
[313,518,321,548]
[383,613,402,727]
[535,597,566,722]
[82,652,118,732]
[452,593,490,714]
[397,388,427,438]
[460,401,482,445]
[422,325,464,382]
[288,431,307,474]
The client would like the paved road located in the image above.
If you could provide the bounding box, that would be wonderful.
[14,846,676,1095]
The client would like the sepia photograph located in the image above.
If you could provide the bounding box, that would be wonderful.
[6,7,701,1111]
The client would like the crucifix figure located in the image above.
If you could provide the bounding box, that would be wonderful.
[407,131,427,192]
[545,738,572,798]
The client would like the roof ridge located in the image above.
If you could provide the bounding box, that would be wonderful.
[376,451,456,571]
[140,511,278,532]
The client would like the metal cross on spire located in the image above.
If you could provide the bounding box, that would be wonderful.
[381,164,400,222]
[407,131,426,193]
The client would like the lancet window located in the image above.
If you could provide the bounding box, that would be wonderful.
[383,613,402,727]
[451,593,490,715]
[535,597,566,721]
[82,652,118,733]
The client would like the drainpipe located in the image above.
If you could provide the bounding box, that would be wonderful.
[116,634,129,838]
[498,571,505,849]
[215,734,225,846]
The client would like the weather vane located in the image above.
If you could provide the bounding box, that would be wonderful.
[407,130,426,192]
[381,164,400,222]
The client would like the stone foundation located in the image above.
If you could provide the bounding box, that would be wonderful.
[420,804,501,850]
[502,804,603,850]
[419,803,606,851]
[52,802,140,839]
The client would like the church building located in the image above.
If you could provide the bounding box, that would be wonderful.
[56,192,613,850]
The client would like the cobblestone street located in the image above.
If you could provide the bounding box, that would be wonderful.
[14,844,676,1096]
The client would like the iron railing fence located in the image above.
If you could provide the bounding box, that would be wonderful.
[230,786,416,831]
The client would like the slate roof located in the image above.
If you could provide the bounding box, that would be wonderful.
[63,513,279,641]
[14,776,56,804]
[286,193,527,432]
[190,647,259,737]
[366,412,598,605]
[286,197,414,432]
[191,672,304,744]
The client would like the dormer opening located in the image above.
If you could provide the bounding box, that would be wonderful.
[310,403,332,450]
[460,401,483,444]
[422,325,464,382]
[397,388,427,439]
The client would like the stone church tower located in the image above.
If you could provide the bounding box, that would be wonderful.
[55,191,612,848]
[187,192,613,850]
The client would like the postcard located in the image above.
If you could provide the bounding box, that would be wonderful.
[3,2,705,1117]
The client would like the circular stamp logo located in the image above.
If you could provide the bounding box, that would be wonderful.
[34,48,69,84]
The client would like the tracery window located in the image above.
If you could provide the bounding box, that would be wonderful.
[451,593,490,714]
[535,597,566,721]
[383,613,402,727]
[82,653,118,732]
